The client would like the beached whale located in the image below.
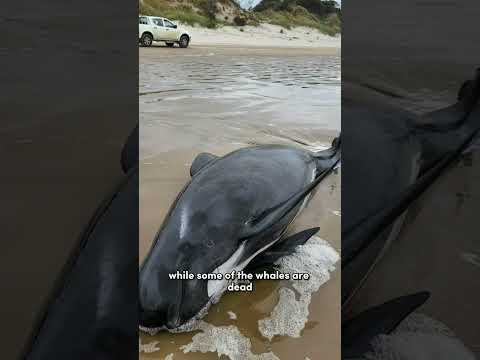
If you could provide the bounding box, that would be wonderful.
[341,69,480,308]
[139,140,341,330]
[341,70,479,359]
[23,126,139,360]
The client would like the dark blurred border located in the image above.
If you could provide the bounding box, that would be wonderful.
[0,1,138,359]
[342,1,479,359]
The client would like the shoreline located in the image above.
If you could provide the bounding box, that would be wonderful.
[144,44,340,56]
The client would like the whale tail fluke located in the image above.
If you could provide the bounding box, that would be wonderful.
[407,68,480,176]
[314,135,341,172]
[413,68,480,171]
[417,68,480,133]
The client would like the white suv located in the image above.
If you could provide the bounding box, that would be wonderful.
[139,16,191,48]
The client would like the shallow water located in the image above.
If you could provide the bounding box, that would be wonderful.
[140,47,340,157]
[139,46,340,359]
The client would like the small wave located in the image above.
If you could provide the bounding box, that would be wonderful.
[139,88,193,96]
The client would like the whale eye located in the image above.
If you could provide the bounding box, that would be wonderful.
[205,239,215,248]
[180,243,192,254]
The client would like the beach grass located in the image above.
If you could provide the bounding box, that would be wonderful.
[140,0,219,28]
[254,8,340,36]
[139,0,340,35]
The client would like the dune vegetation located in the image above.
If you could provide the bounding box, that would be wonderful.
[139,0,341,35]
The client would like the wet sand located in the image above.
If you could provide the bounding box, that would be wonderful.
[139,45,340,359]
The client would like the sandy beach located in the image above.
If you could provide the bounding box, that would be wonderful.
[150,23,340,51]
[139,43,340,359]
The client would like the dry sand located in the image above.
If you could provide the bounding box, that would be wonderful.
[156,23,340,51]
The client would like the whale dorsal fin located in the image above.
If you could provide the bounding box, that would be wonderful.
[342,292,430,359]
[190,152,218,177]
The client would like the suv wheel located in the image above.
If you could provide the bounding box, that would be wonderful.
[179,35,189,48]
[141,33,153,47]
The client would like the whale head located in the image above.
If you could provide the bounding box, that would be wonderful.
[138,184,254,330]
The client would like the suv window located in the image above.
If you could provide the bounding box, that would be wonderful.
[139,17,148,25]
[152,18,164,26]
[163,19,176,28]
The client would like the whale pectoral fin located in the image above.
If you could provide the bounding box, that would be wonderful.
[243,158,339,239]
[342,292,430,359]
[121,124,138,173]
[246,227,320,271]
[190,152,218,177]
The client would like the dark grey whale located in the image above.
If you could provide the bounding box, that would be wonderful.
[139,140,341,330]
[23,126,139,360]
[341,69,480,307]
[341,70,480,359]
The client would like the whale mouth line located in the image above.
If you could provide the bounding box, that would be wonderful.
[140,232,303,334]
[139,239,279,335]
[139,290,222,334]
